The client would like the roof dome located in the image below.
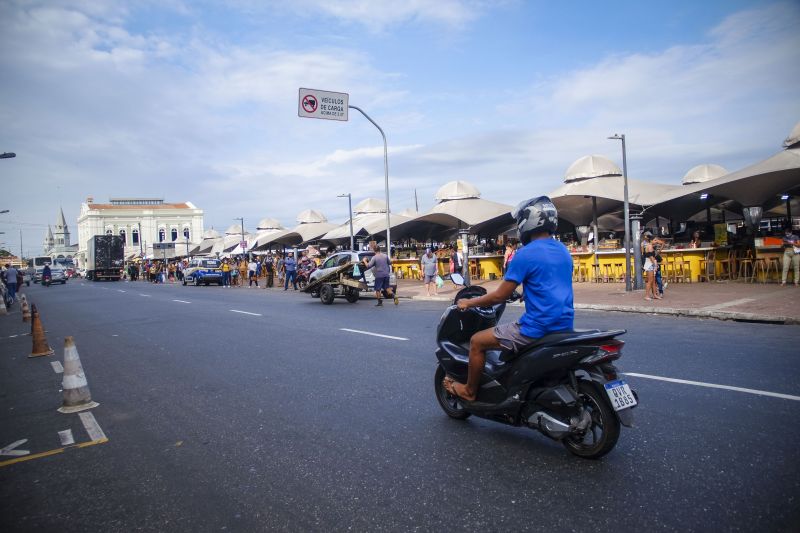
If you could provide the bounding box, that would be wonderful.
[435,181,481,202]
[257,218,283,230]
[564,155,621,183]
[682,164,728,185]
[784,121,800,149]
[353,198,386,214]
[202,229,221,239]
[296,209,327,224]
[224,224,242,235]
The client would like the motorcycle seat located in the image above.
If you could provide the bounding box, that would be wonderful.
[499,329,619,362]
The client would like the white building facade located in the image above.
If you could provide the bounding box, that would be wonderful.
[77,197,204,265]
[42,207,80,261]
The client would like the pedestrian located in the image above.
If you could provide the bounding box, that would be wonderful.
[3,263,19,302]
[363,242,397,306]
[277,253,285,286]
[221,259,231,288]
[420,248,439,296]
[284,252,297,290]
[653,234,667,296]
[503,243,515,275]
[238,258,247,287]
[642,232,661,300]
[264,254,274,288]
[781,226,800,287]
[449,245,464,286]
[248,257,259,287]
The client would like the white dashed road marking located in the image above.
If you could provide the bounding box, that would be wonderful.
[172,299,191,304]
[58,429,75,446]
[139,294,151,297]
[230,309,262,316]
[339,328,409,341]
[51,361,64,374]
[79,412,107,441]
[625,372,800,402]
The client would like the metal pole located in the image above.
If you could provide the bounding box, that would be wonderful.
[349,105,390,256]
[609,134,633,291]
[338,193,355,250]
[631,214,643,289]
[592,196,599,280]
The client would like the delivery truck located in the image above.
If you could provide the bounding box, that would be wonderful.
[86,235,124,281]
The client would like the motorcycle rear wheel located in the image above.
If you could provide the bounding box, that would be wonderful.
[434,365,471,420]
[562,381,620,459]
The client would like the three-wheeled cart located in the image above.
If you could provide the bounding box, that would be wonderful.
[302,263,367,304]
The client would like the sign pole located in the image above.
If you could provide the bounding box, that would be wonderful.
[348,105,390,256]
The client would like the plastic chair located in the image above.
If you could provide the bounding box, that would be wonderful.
[717,249,733,281]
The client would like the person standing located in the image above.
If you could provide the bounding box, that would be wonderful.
[363,242,397,306]
[503,243,515,275]
[3,264,19,302]
[284,252,297,290]
[420,248,439,296]
[264,254,274,288]
[781,227,799,287]
[642,232,660,301]
[221,259,231,288]
[248,257,259,288]
[237,258,247,287]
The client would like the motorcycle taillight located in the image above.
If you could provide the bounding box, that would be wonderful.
[591,340,625,364]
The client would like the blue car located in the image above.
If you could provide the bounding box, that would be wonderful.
[182,259,223,286]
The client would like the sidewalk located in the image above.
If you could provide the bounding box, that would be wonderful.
[397,278,800,325]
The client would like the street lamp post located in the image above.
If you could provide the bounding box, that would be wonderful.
[348,105,391,256]
[608,134,635,291]
[338,193,355,250]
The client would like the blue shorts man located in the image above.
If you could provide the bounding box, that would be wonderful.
[444,197,574,401]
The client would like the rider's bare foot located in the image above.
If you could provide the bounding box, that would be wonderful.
[443,378,476,401]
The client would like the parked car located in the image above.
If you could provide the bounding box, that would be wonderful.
[183,258,223,286]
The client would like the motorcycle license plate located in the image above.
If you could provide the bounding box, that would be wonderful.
[604,379,637,411]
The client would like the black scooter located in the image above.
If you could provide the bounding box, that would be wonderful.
[434,286,637,459]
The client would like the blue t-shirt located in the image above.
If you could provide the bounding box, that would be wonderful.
[504,239,574,338]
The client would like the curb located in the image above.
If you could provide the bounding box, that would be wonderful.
[574,303,799,325]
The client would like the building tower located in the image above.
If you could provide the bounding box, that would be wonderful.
[43,225,55,254]
[53,207,71,247]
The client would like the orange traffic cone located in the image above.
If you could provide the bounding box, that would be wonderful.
[28,304,54,358]
[0,291,7,316]
[57,337,99,413]
[20,295,31,323]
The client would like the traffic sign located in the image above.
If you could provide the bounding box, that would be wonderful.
[298,88,348,121]
[240,241,247,250]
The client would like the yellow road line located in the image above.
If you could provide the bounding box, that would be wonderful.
[0,438,108,468]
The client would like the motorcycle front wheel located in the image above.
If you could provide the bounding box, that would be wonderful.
[434,365,471,420]
[562,381,620,459]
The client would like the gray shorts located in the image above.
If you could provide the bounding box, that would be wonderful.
[493,322,538,353]
[424,274,436,283]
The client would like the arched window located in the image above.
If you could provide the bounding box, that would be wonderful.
[171,228,178,241]
[119,229,126,244]
[183,228,190,240]
[106,229,113,236]
[159,229,165,242]
[132,229,139,245]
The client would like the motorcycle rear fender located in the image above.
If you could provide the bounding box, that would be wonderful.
[580,367,636,428]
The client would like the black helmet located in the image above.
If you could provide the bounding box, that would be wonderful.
[512,196,558,244]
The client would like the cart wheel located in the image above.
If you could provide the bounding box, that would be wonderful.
[320,284,335,305]
[345,287,359,303]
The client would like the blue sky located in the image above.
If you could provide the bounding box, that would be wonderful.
[0,0,798,254]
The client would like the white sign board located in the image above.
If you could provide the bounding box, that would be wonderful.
[298,88,349,121]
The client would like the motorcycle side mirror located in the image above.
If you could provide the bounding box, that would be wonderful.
[509,290,522,302]
[450,273,465,285]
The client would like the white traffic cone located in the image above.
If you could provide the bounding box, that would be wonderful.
[0,292,7,316]
[57,336,99,413]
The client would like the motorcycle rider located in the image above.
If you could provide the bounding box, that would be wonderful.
[42,263,52,286]
[444,196,574,401]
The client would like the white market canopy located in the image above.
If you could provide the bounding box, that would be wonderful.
[391,181,515,240]
[550,155,678,226]
[252,209,337,248]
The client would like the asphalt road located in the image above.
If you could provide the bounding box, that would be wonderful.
[1,280,799,532]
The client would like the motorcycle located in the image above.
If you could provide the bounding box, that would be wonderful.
[42,274,51,287]
[434,285,637,459]
[295,261,317,290]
